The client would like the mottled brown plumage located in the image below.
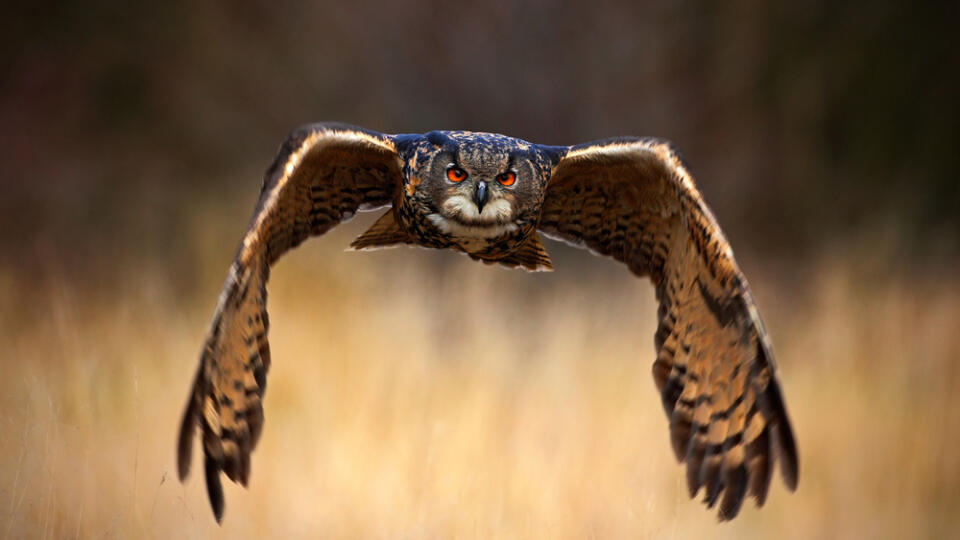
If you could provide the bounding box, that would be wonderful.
[178,123,798,523]
[540,140,798,519]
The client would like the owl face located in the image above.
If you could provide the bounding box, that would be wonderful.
[399,131,553,252]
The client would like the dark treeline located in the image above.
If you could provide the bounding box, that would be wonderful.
[2,0,957,276]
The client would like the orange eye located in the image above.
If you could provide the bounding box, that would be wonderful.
[446,166,467,182]
[497,171,516,186]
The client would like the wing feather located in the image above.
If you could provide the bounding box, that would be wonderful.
[177,123,403,522]
[538,138,797,520]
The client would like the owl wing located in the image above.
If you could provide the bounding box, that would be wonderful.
[537,138,798,520]
[177,123,404,522]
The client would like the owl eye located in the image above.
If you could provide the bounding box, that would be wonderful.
[446,166,468,183]
[497,171,516,186]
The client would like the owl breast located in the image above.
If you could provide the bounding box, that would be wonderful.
[424,212,519,253]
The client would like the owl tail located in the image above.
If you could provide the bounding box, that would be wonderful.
[349,209,411,250]
[490,233,554,272]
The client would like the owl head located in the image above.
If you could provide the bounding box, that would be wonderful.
[396,130,557,252]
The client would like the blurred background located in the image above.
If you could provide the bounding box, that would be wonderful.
[2,0,958,537]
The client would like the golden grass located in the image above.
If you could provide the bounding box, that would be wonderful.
[1,216,959,538]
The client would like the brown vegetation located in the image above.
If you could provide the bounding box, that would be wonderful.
[1,213,958,537]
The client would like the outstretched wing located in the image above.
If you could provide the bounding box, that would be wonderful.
[538,138,798,520]
[177,123,403,522]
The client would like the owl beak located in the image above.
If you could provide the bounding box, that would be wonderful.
[474,181,488,213]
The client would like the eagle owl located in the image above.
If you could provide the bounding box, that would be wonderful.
[177,123,798,522]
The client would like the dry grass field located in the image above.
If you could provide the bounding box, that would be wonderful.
[2,210,958,539]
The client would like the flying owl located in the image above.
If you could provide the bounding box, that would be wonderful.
[177,123,798,523]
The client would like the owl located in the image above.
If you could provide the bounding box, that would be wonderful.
[177,123,798,523]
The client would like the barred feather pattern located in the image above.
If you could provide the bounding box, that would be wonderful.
[538,138,798,520]
[176,124,402,522]
[178,124,797,523]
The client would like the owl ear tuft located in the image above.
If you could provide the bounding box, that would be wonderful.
[425,130,452,149]
[349,209,411,251]
[537,144,568,169]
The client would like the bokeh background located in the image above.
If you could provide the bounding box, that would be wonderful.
[2,1,958,538]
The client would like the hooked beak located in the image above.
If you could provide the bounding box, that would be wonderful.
[474,181,488,213]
